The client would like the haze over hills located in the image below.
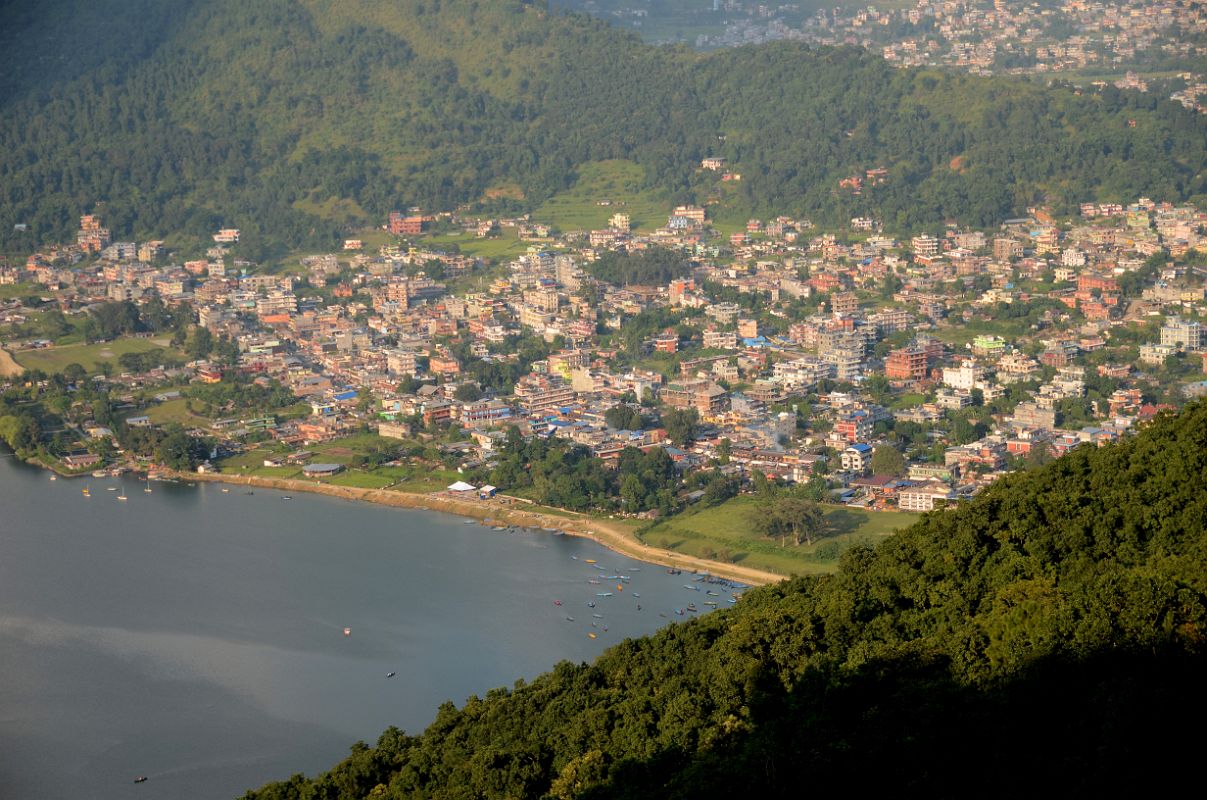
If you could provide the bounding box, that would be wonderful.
[242,401,1207,798]
[0,0,1203,260]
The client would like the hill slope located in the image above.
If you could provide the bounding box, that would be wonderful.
[1,0,1204,258]
[242,402,1207,798]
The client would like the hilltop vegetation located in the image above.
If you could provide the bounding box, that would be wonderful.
[243,402,1207,798]
[1,0,1204,257]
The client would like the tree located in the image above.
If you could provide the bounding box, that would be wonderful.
[62,363,86,384]
[188,327,214,360]
[662,408,699,446]
[605,404,644,430]
[1025,440,1054,469]
[750,494,825,546]
[455,383,483,402]
[871,444,906,477]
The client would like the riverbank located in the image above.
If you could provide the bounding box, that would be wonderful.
[186,471,784,587]
[0,345,24,377]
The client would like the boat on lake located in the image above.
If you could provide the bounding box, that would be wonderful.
[133,776,148,784]
[343,627,351,636]
[386,671,396,678]
[596,592,613,597]
[82,485,90,497]
[117,490,127,501]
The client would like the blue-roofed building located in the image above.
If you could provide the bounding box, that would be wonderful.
[841,443,874,474]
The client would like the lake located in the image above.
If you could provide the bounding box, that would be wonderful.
[0,454,738,799]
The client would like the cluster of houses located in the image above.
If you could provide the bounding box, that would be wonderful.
[685,1,1205,113]
[3,189,1204,513]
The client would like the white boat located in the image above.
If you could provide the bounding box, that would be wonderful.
[117,490,128,501]
[49,474,56,481]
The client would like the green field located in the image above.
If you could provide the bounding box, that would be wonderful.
[424,230,531,262]
[0,283,38,300]
[144,397,211,427]
[534,160,669,233]
[640,495,917,576]
[216,439,462,492]
[14,336,181,374]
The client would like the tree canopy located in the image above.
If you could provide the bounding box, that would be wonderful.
[1,0,1202,255]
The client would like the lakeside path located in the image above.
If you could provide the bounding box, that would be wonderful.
[0,346,23,377]
[187,472,784,587]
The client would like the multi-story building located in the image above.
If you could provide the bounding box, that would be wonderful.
[911,234,940,256]
[885,346,929,383]
[1160,317,1204,352]
[703,330,738,350]
[898,482,957,512]
[943,361,983,391]
[834,410,874,443]
[841,443,873,474]
[513,374,576,414]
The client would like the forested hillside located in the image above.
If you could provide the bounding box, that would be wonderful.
[243,402,1207,798]
[1,0,1204,258]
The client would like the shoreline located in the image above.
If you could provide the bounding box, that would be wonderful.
[184,471,784,587]
[0,345,24,377]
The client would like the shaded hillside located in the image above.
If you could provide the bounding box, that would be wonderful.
[242,402,1207,799]
[0,0,1203,258]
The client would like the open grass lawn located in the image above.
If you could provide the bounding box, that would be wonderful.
[534,160,669,233]
[425,231,531,261]
[640,496,917,577]
[0,283,37,300]
[143,398,211,428]
[930,318,1031,347]
[324,471,398,489]
[15,337,181,375]
[891,393,928,409]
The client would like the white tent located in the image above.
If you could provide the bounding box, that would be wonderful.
[447,481,476,492]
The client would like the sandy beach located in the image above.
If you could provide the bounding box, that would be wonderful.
[0,346,24,377]
[187,472,784,587]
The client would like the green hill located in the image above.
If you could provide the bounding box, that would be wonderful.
[1,0,1204,260]
[242,402,1207,798]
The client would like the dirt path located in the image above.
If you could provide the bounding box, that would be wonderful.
[187,472,784,586]
[0,346,24,377]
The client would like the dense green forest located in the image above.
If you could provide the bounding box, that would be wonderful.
[243,402,1207,798]
[1,0,1204,258]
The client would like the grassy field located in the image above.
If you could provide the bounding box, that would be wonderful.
[143,398,211,427]
[425,230,531,261]
[215,438,463,493]
[930,318,1031,347]
[534,160,669,233]
[640,495,917,577]
[0,283,37,300]
[15,337,180,374]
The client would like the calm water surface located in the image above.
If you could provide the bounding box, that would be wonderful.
[0,454,736,799]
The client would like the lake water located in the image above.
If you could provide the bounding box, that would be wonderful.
[0,454,738,799]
